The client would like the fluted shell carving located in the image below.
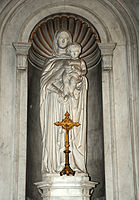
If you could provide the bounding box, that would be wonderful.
[29,14,101,70]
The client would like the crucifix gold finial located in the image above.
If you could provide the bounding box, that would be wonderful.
[54,112,80,176]
[55,111,80,131]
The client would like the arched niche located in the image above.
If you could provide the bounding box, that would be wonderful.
[0,1,138,200]
[26,13,104,199]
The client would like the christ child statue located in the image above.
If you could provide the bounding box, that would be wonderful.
[62,43,87,100]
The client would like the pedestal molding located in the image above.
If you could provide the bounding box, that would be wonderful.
[35,176,98,199]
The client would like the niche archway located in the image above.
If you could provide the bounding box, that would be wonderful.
[26,13,104,199]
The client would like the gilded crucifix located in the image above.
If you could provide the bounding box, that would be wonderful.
[54,112,80,176]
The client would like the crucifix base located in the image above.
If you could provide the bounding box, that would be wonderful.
[60,164,75,176]
[35,174,98,200]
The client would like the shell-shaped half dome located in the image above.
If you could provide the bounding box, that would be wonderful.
[29,13,101,70]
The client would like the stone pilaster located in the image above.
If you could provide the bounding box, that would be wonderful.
[13,42,31,200]
[99,43,116,200]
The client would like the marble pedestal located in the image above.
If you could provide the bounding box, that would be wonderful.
[35,174,98,200]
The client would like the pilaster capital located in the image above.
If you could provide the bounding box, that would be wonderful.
[99,43,116,71]
[13,42,31,55]
[13,42,31,70]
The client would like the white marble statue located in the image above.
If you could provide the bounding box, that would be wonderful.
[40,30,88,175]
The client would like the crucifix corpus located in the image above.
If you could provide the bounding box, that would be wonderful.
[54,112,80,176]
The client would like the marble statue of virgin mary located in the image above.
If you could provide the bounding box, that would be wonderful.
[40,30,88,175]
